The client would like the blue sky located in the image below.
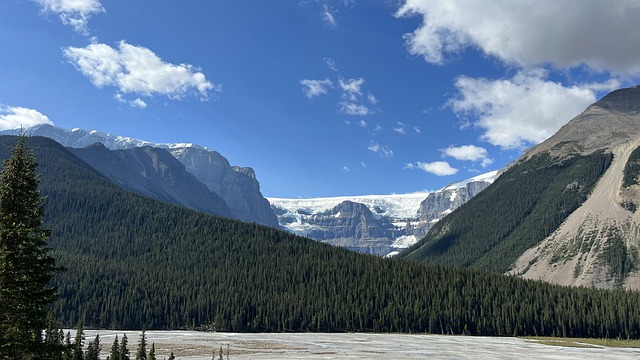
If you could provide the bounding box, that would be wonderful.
[0,0,638,198]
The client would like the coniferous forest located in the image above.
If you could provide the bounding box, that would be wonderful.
[2,135,640,344]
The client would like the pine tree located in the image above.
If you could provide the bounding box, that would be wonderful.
[72,320,84,360]
[0,135,60,358]
[85,334,100,360]
[119,334,130,360]
[135,330,147,360]
[109,335,121,360]
[62,332,72,360]
[168,352,175,360]
[147,343,156,360]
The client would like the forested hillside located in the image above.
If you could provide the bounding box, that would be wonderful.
[401,150,613,273]
[5,135,640,338]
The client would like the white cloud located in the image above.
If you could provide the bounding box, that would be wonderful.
[393,122,406,134]
[396,0,640,75]
[368,141,393,158]
[406,161,458,176]
[0,106,53,130]
[367,93,378,105]
[449,71,601,149]
[63,40,217,101]
[322,4,337,27]
[114,93,148,109]
[357,120,367,127]
[360,161,367,168]
[340,102,372,116]
[339,78,365,100]
[342,166,350,172]
[300,78,334,98]
[34,0,104,35]
[413,127,421,134]
[323,57,338,72]
[442,145,493,167]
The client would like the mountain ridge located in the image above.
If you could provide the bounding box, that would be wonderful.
[269,170,498,256]
[2,124,279,227]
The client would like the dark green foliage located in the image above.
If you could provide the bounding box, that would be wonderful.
[109,335,120,360]
[1,136,639,339]
[72,320,84,360]
[622,145,640,187]
[120,334,130,360]
[600,228,637,284]
[0,135,61,359]
[85,335,100,360]
[402,151,613,273]
[135,330,147,360]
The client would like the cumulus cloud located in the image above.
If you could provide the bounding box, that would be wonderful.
[0,106,53,130]
[63,40,217,102]
[442,145,493,167]
[449,71,603,149]
[357,120,367,128]
[396,0,640,75]
[300,78,334,98]
[393,122,406,134]
[368,141,393,158]
[406,161,458,176]
[34,0,104,35]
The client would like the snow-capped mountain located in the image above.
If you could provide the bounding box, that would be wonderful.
[4,124,279,227]
[268,170,498,257]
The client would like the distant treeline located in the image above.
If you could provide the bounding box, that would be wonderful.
[3,136,639,339]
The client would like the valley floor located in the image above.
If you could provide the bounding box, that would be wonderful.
[79,330,640,359]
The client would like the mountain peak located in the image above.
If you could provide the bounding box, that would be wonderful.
[593,85,640,113]
[524,85,640,159]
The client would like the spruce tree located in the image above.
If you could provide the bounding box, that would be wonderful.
[109,335,120,360]
[135,330,147,360]
[147,343,156,360]
[0,135,60,358]
[119,334,130,360]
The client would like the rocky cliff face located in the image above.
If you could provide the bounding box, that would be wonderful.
[70,143,232,218]
[7,124,279,227]
[269,171,497,257]
[169,146,279,227]
[414,178,495,238]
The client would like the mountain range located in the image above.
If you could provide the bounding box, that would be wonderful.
[3,124,279,227]
[0,134,635,337]
[3,124,496,257]
[268,171,497,256]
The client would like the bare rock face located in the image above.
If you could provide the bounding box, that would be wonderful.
[168,147,279,227]
[71,144,233,218]
[303,201,398,256]
[414,180,492,238]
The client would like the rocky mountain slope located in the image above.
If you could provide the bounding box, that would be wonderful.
[269,171,497,256]
[509,85,640,289]
[70,143,232,218]
[6,124,278,227]
[404,85,640,290]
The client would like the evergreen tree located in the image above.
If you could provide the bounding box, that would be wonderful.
[119,334,130,360]
[85,335,100,360]
[72,320,84,360]
[168,352,175,360]
[147,343,156,360]
[135,330,147,360]
[0,135,60,358]
[62,332,72,360]
[108,335,120,360]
